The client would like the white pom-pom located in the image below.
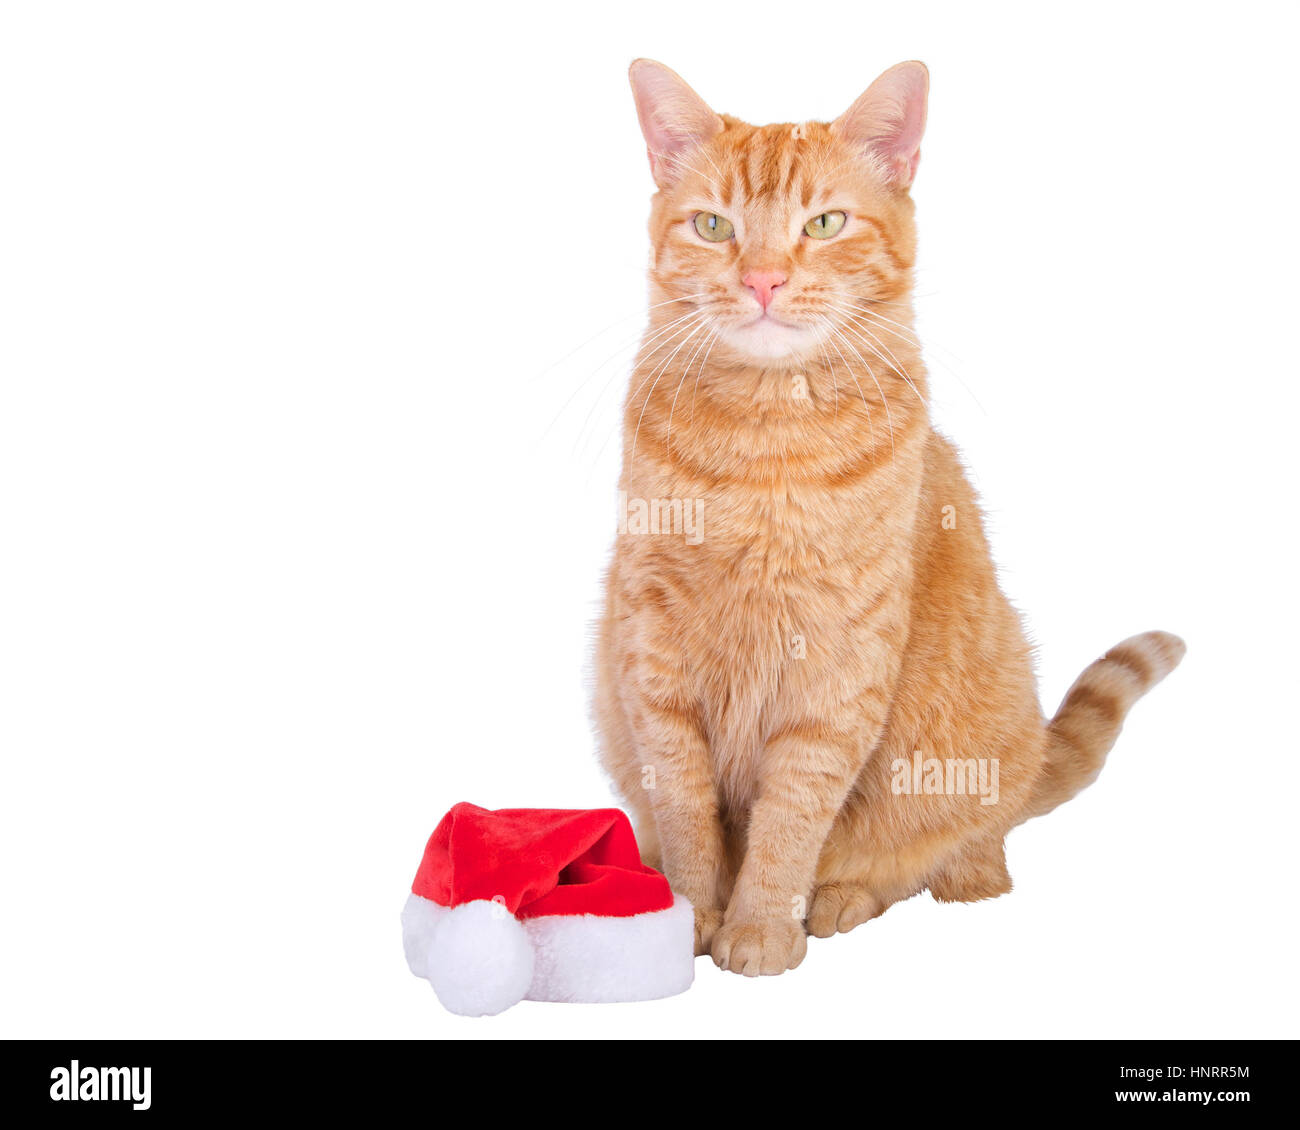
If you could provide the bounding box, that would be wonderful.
[419,899,534,1017]
[401,893,444,980]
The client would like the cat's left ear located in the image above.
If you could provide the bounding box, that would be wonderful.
[833,61,929,189]
[628,59,725,188]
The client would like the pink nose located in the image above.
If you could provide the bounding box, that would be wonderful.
[742,269,787,311]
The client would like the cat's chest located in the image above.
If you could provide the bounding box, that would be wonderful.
[630,472,915,783]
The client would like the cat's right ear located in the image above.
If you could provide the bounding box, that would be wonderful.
[628,59,724,189]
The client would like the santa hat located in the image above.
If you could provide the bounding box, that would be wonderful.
[402,803,694,1016]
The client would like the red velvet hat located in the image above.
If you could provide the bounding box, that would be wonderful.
[402,803,694,1015]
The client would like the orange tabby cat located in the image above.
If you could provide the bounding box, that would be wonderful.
[592,59,1184,976]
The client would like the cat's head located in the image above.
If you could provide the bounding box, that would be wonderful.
[629,60,927,365]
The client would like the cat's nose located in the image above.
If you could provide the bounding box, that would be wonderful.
[742,269,787,311]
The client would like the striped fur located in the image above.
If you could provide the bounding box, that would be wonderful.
[1026,631,1188,820]
[592,61,1184,976]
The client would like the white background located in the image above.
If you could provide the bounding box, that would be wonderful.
[2,1,1297,1040]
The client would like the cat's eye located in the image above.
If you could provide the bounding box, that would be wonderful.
[694,213,734,242]
[804,211,847,239]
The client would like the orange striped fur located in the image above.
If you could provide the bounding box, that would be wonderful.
[592,60,1185,976]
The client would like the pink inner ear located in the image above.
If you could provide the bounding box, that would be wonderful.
[629,60,723,187]
[836,62,929,188]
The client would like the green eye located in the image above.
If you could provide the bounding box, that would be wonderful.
[693,213,734,242]
[804,211,847,239]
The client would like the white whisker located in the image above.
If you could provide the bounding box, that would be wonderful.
[831,291,985,413]
[534,293,706,385]
[821,324,878,449]
[815,341,839,419]
[550,306,709,446]
[630,319,710,462]
[687,329,721,430]
[666,322,716,457]
[827,325,893,455]
[832,307,927,409]
[570,310,709,458]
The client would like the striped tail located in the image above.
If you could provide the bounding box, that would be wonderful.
[1025,631,1186,821]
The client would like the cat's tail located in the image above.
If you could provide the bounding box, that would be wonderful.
[1024,631,1186,821]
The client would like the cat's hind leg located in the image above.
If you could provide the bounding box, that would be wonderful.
[806,829,928,937]
[927,836,1012,903]
[805,880,886,938]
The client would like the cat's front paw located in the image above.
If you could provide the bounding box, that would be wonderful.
[711,915,807,976]
[693,906,724,956]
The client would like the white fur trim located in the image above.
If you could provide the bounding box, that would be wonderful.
[402,892,694,1010]
[524,893,695,1004]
